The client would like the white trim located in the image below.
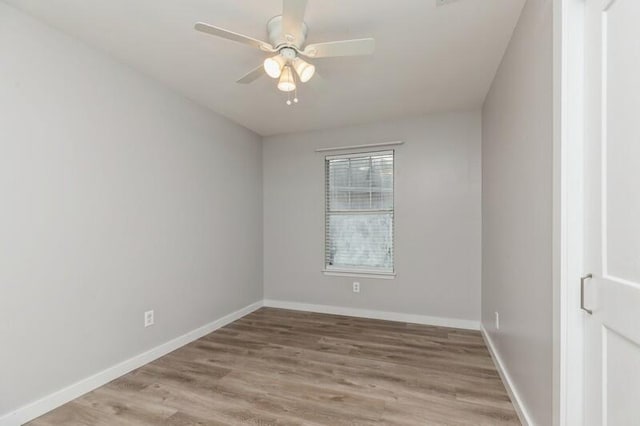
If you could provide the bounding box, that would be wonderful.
[556,1,586,425]
[263,299,480,330]
[600,0,609,278]
[553,0,562,423]
[322,270,396,280]
[324,149,394,161]
[0,300,264,426]
[315,141,403,153]
[481,326,534,426]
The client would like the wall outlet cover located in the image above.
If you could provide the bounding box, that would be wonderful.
[144,310,154,328]
[353,282,360,293]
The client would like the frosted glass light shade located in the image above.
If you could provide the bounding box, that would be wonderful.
[293,58,315,83]
[277,66,296,92]
[263,55,286,79]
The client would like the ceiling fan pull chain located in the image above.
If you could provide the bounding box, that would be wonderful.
[285,66,300,106]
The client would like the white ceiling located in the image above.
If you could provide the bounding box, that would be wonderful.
[5,0,525,136]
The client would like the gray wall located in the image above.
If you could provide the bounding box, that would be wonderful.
[0,3,262,417]
[263,112,481,322]
[481,0,554,424]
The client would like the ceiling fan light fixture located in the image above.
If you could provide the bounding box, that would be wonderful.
[194,0,376,103]
[277,65,296,92]
[293,58,315,83]
[263,54,286,79]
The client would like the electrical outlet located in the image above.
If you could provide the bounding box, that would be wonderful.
[495,312,500,330]
[353,282,360,293]
[144,310,154,328]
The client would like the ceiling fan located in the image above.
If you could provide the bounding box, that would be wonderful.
[194,0,375,105]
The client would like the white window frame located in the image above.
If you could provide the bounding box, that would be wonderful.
[323,150,395,279]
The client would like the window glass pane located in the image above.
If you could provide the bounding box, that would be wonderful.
[327,213,393,270]
[348,157,371,209]
[326,151,394,273]
[328,154,393,211]
[370,155,393,209]
[349,190,371,209]
[328,159,350,210]
[332,190,350,210]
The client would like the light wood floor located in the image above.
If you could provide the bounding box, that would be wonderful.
[27,308,520,425]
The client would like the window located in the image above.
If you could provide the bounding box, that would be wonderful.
[325,150,394,275]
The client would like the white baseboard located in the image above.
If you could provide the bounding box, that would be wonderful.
[263,299,480,330]
[0,300,264,426]
[481,325,533,426]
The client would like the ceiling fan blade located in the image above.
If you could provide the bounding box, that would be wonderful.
[194,22,274,52]
[236,65,265,84]
[282,0,308,45]
[302,38,375,58]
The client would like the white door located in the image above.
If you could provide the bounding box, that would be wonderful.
[583,0,640,425]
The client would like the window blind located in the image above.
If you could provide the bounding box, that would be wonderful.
[325,150,394,273]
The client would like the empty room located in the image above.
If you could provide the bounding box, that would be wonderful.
[2,0,639,425]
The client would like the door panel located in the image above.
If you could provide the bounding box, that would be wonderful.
[584,0,640,424]
[604,0,640,284]
[600,279,640,425]
[604,326,640,425]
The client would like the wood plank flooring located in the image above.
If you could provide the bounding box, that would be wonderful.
[27,308,520,425]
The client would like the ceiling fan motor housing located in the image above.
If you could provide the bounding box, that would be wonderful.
[267,15,308,50]
[279,47,297,61]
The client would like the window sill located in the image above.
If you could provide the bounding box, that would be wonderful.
[322,270,396,280]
